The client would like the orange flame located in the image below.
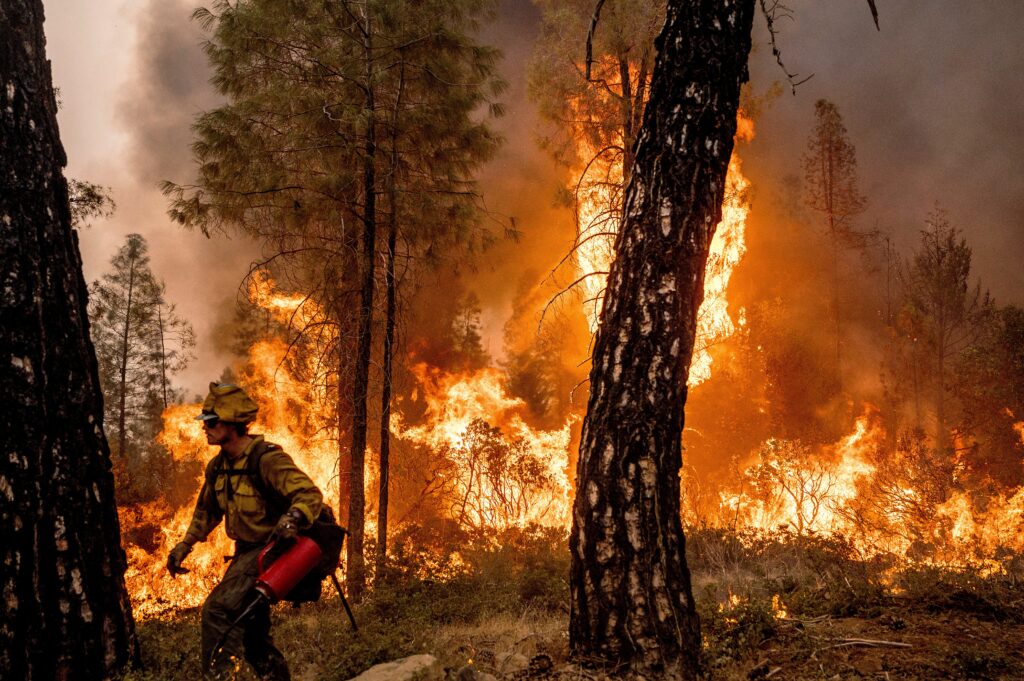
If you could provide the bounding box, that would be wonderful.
[124,274,577,615]
[124,276,350,618]
[573,112,753,386]
[393,364,574,530]
[720,411,878,537]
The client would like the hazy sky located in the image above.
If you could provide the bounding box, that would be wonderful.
[42,0,1024,395]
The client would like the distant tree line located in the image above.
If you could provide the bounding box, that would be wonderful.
[88,233,195,503]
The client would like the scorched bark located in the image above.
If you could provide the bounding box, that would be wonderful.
[0,0,139,678]
[569,0,754,678]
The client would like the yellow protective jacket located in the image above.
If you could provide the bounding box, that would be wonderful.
[184,435,323,546]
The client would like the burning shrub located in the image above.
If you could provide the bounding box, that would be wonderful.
[393,365,574,531]
[741,439,844,535]
[441,419,558,531]
[699,592,779,670]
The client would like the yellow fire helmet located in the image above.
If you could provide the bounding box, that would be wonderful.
[195,382,259,424]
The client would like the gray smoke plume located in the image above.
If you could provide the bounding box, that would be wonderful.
[747,0,1024,303]
[119,0,222,186]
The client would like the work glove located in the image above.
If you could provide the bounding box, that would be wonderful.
[272,509,305,541]
[166,541,192,577]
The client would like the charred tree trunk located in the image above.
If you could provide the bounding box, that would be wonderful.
[377,64,403,577]
[569,1,754,678]
[377,202,396,577]
[347,10,376,600]
[0,1,140,677]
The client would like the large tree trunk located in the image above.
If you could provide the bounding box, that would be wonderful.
[569,1,754,678]
[0,1,140,677]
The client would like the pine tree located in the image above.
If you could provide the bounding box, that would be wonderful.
[529,0,661,184]
[67,179,115,228]
[897,209,993,454]
[802,99,867,392]
[165,0,504,597]
[89,234,194,464]
[0,1,139,675]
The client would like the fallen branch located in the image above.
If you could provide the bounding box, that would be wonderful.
[823,637,912,650]
[779,614,831,625]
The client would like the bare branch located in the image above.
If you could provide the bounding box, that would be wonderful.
[584,0,608,82]
[758,0,813,95]
[866,0,880,30]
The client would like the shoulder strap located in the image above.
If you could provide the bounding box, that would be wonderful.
[204,452,225,490]
[202,452,226,508]
[247,440,290,517]
[204,443,289,515]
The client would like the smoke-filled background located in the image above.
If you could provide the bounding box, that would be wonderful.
[35,6,1024,677]
[46,0,1024,397]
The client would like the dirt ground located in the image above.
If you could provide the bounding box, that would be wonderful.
[382,595,1024,681]
[519,603,1024,681]
[720,606,1024,680]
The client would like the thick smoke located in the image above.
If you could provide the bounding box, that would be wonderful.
[110,0,258,395]
[48,0,1024,410]
[119,0,222,186]
[746,1,1024,304]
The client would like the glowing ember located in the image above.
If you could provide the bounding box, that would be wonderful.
[771,594,788,620]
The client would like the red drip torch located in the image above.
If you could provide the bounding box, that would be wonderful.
[210,537,356,670]
[256,536,322,601]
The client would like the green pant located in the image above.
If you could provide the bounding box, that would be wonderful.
[201,546,290,680]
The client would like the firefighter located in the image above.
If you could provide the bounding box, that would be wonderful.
[166,382,323,681]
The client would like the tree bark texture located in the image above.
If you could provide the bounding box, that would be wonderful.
[569,1,754,678]
[0,1,140,678]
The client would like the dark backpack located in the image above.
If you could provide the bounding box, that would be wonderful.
[207,440,346,604]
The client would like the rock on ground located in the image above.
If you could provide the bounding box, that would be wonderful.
[346,654,443,681]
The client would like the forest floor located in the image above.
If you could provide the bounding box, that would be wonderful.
[121,527,1024,681]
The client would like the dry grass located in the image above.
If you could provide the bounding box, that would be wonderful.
[431,609,568,675]
[120,528,1024,680]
